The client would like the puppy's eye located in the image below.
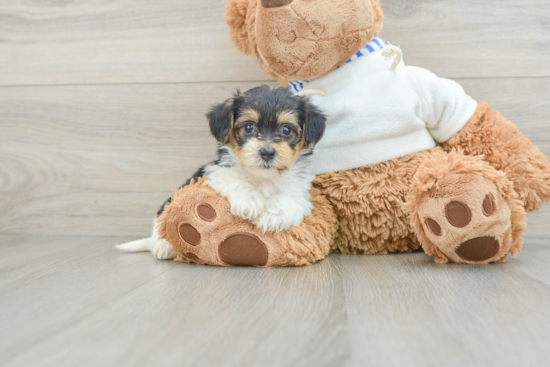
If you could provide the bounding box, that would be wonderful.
[244,123,256,134]
[281,125,292,136]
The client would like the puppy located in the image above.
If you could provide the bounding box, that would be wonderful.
[116,86,326,259]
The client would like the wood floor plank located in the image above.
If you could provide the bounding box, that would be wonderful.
[506,239,550,286]
[0,0,549,86]
[0,235,176,365]
[339,252,550,367]
[526,206,550,239]
[1,78,550,237]
[2,236,550,366]
[0,235,115,286]
[3,245,349,367]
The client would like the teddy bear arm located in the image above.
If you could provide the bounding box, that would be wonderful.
[404,66,478,144]
[157,178,337,267]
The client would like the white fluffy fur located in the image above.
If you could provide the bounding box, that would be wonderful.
[116,146,315,260]
[207,147,314,232]
[115,219,176,260]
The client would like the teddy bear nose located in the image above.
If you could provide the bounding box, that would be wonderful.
[259,147,276,162]
[261,0,294,8]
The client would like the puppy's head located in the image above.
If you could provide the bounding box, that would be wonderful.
[207,85,325,173]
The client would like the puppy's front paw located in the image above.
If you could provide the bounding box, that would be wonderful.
[230,192,266,221]
[152,240,176,260]
[255,209,298,233]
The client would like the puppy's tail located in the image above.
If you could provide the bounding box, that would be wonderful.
[115,237,152,253]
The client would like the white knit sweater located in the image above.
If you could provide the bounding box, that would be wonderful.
[290,37,478,175]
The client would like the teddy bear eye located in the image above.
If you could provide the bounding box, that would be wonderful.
[244,123,256,134]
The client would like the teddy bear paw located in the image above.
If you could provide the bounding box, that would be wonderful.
[156,179,334,267]
[175,208,270,266]
[159,198,275,266]
[418,177,514,264]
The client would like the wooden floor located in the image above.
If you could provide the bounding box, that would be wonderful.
[2,0,550,366]
[1,235,549,367]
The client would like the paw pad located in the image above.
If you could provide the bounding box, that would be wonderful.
[218,233,269,266]
[425,218,442,236]
[445,201,471,228]
[178,223,201,246]
[197,203,216,221]
[455,236,499,262]
[482,194,495,216]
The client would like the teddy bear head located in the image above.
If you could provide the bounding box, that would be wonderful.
[226,0,384,84]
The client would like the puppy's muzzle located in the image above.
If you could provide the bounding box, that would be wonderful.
[259,147,276,162]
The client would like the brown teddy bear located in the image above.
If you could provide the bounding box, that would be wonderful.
[158,0,550,265]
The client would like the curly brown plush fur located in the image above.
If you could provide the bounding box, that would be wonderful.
[313,149,433,255]
[226,0,255,56]
[442,102,550,212]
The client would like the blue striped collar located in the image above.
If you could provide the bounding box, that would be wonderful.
[289,36,386,93]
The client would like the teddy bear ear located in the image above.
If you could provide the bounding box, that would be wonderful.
[225,0,252,55]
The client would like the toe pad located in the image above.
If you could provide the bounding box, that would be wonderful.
[218,233,269,266]
[197,203,216,222]
[445,201,472,228]
[179,223,201,246]
[456,236,499,262]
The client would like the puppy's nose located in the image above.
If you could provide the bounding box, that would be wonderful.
[261,0,293,8]
[259,147,276,162]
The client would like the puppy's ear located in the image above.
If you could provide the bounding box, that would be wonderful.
[303,101,326,149]
[207,98,237,144]
[225,0,252,55]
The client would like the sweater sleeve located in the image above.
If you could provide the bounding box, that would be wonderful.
[406,66,478,143]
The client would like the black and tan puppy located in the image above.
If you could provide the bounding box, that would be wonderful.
[117,85,326,259]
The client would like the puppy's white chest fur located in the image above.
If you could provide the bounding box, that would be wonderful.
[204,147,315,232]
